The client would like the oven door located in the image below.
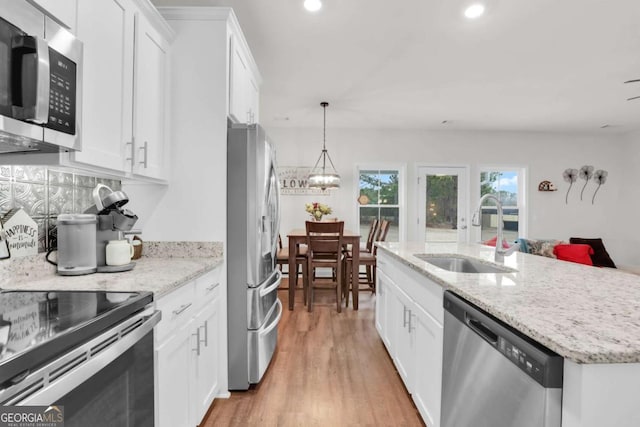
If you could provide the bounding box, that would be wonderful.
[0,308,160,427]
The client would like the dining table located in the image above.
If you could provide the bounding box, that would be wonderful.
[287,228,361,310]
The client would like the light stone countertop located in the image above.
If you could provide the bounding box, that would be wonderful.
[0,242,223,299]
[377,241,640,364]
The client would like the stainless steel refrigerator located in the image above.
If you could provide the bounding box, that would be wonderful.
[227,123,282,390]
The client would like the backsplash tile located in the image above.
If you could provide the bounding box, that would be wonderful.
[0,166,121,252]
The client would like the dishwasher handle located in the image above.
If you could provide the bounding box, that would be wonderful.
[466,313,498,346]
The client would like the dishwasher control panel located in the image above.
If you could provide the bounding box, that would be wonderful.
[498,337,546,384]
[444,290,564,388]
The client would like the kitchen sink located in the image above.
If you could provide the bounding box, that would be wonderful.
[413,254,516,274]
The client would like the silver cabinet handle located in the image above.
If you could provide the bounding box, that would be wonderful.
[192,327,201,356]
[201,320,208,347]
[126,140,134,164]
[172,302,192,316]
[139,141,148,168]
[403,306,409,328]
[205,283,219,292]
[408,311,416,333]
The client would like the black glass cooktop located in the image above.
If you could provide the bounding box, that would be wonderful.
[0,290,153,385]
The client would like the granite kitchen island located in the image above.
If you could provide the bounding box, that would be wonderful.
[376,241,640,427]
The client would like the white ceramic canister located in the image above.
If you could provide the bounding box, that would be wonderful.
[105,240,134,266]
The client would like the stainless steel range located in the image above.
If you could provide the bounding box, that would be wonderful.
[0,290,159,426]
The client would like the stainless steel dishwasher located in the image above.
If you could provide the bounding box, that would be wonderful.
[441,291,564,427]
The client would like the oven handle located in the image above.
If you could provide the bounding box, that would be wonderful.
[3,308,161,406]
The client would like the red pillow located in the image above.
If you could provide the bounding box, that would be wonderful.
[483,236,510,248]
[553,244,594,266]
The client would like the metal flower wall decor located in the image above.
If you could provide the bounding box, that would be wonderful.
[592,170,608,204]
[563,166,608,204]
[563,168,578,204]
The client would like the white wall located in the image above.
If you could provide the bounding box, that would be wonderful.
[123,17,229,243]
[268,127,634,265]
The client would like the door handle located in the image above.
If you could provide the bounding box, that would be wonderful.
[201,320,208,347]
[408,311,416,333]
[192,327,201,356]
[139,141,148,168]
[403,306,409,328]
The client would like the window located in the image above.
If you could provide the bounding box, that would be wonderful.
[478,168,526,243]
[358,168,402,242]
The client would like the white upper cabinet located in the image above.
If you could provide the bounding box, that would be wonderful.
[132,13,169,180]
[74,0,134,173]
[64,0,173,181]
[228,30,260,124]
[28,0,77,31]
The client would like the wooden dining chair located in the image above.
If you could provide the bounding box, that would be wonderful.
[305,220,344,312]
[343,220,390,307]
[361,219,380,254]
[276,235,308,295]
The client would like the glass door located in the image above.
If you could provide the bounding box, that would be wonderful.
[418,166,468,243]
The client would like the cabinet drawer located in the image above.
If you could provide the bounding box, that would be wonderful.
[156,281,196,343]
[195,267,222,306]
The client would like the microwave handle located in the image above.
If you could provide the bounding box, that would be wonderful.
[11,35,50,124]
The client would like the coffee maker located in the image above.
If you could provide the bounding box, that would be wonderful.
[84,184,139,272]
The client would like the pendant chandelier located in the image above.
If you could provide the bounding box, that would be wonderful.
[308,102,340,190]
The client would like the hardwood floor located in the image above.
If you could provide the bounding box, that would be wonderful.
[200,281,425,427]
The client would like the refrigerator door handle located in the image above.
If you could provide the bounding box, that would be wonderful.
[260,270,282,297]
[259,299,282,338]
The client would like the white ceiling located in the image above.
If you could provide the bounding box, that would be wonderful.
[152,0,640,133]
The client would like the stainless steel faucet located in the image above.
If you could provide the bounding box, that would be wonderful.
[472,194,519,262]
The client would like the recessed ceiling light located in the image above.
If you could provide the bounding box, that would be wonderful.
[464,3,485,19]
[304,0,322,12]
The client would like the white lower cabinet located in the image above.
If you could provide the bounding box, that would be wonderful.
[412,301,443,427]
[376,252,443,427]
[155,267,223,427]
[375,270,393,350]
[190,289,221,423]
[392,284,415,392]
[156,318,192,427]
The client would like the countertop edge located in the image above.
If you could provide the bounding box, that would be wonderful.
[376,244,640,365]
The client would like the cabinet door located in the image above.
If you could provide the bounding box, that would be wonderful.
[228,34,249,124]
[29,0,77,30]
[73,0,134,172]
[411,303,443,427]
[190,294,220,425]
[392,285,415,393]
[375,273,385,339]
[156,321,193,427]
[132,12,169,180]
[246,71,259,124]
[376,270,394,350]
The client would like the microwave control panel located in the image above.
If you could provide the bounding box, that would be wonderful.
[47,48,76,135]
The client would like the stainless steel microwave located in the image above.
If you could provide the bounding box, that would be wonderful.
[0,0,82,154]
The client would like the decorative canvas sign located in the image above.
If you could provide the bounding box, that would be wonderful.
[278,166,329,196]
[2,208,38,257]
[0,221,9,259]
